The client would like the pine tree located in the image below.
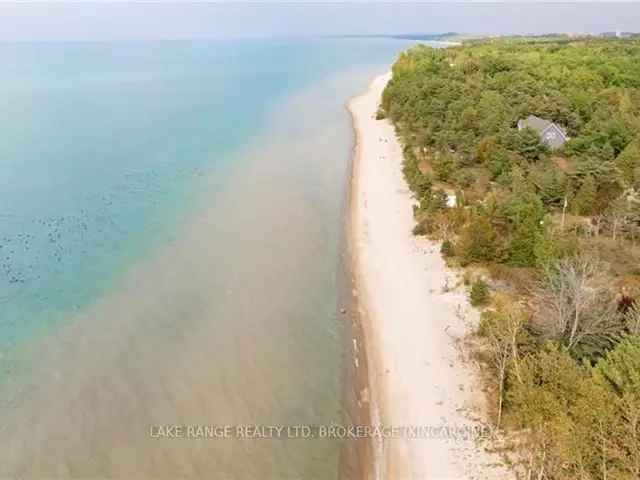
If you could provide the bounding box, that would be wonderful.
[596,335,640,396]
[573,174,598,215]
[615,140,640,187]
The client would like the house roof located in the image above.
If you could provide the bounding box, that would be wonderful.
[519,115,553,133]
[519,115,567,139]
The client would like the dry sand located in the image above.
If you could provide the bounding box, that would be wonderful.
[348,73,513,480]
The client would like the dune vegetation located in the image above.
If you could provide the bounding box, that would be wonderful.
[381,37,640,478]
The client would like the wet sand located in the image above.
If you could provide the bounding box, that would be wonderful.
[339,114,375,480]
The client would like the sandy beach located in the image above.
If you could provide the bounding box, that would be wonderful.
[348,73,512,480]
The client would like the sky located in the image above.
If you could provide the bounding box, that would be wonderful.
[0,2,638,41]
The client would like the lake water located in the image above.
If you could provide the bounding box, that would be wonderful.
[0,37,414,478]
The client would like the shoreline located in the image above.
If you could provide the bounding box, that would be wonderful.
[339,73,383,480]
[346,73,512,479]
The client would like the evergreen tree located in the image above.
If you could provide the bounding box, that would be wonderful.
[616,140,640,187]
[573,174,598,215]
[459,214,500,265]
[596,335,640,396]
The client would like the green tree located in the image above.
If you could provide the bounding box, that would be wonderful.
[505,127,549,161]
[529,162,568,206]
[616,140,640,186]
[596,335,640,396]
[432,151,457,181]
[533,229,557,268]
[470,277,490,306]
[573,174,598,215]
[507,344,585,477]
[594,336,640,477]
[458,214,501,265]
[501,192,546,266]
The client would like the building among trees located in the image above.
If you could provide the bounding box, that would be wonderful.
[517,115,568,150]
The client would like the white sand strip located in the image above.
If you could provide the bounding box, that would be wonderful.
[348,73,512,480]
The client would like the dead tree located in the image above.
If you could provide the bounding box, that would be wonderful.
[533,257,622,353]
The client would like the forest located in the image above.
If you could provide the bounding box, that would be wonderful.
[380,37,640,478]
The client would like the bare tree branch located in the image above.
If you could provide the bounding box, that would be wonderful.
[533,257,623,354]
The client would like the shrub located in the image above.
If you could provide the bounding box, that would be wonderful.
[452,169,475,188]
[440,239,455,257]
[414,173,433,199]
[533,230,580,269]
[412,222,427,236]
[432,151,457,182]
[418,189,448,215]
[401,147,423,192]
[470,277,490,306]
[375,107,387,120]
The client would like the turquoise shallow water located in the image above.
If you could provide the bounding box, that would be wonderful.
[0,38,415,478]
[0,39,345,347]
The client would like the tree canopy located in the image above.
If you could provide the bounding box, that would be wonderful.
[382,37,640,478]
